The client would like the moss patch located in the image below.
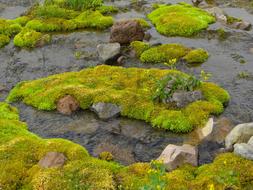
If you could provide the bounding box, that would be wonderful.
[183,48,209,64]
[148,3,215,37]
[0,34,10,48]
[7,65,229,133]
[13,28,51,48]
[130,41,151,57]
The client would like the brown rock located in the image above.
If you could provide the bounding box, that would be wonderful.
[110,20,145,44]
[157,144,198,171]
[38,152,67,168]
[57,95,79,115]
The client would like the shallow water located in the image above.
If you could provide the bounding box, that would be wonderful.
[0,0,252,165]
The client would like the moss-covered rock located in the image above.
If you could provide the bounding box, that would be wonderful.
[140,44,191,64]
[183,48,209,64]
[13,28,51,48]
[7,65,229,133]
[148,3,215,37]
[130,41,151,57]
[0,34,10,48]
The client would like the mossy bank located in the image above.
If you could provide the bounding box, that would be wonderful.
[0,102,253,189]
[7,65,229,133]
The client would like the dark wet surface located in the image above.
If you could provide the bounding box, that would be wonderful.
[0,0,253,165]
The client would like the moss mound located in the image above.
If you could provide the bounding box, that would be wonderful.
[0,34,10,48]
[13,28,51,48]
[1,103,253,189]
[183,48,209,64]
[7,65,229,133]
[131,42,209,65]
[148,3,215,37]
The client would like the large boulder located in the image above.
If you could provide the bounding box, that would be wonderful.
[38,152,67,168]
[225,123,253,150]
[57,95,79,115]
[97,43,121,63]
[91,102,121,120]
[157,144,198,171]
[234,143,253,160]
[110,20,145,44]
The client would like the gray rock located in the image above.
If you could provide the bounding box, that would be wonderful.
[192,0,203,7]
[165,90,203,108]
[205,7,227,23]
[91,102,121,120]
[225,123,253,150]
[248,136,253,146]
[234,143,253,160]
[38,152,67,168]
[97,43,121,63]
[230,21,252,31]
[157,144,198,171]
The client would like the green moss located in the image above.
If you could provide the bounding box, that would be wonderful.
[34,5,80,19]
[0,34,10,48]
[140,44,190,64]
[0,102,19,120]
[133,18,151,29]
[183,48,209,64]
[11,16,31,26]
[148,3,215,37]
[73,10,113,30]
[130,41,151,57]
[99,151,114,161]
[44,0,103,10]
[226,16,241,24]
[13,28,51,48]
[0,18,22,36]
[96,5,119,15]
[7,65,229,133]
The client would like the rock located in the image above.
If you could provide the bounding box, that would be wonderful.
[234,143,253,160]
[0,84,7,92]
[110,20,145,44]
[225,123,253,150]
[165,90,203,108]
[192,0,203,7]
[97,43,121,63]
[198,118,214,140]
[91,102,121,120]
[205,7,227,23]
[248,136,253,146]
[143,32,152,41]
[57,95,79,115]
[38,152,67,168]
[211,117,234,143]
[230,21,252,31]
[250,48,253,54]
[157,144,198,171]
[117,55,126,65]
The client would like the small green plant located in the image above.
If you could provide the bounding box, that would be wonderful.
[141,160,167,190]
[237,71,250,79]
[200,70,212,81]
[153,74,201,102]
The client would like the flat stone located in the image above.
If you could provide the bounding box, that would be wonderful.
[38,152,67,168]
[198,118,214,140]
[225,122,253,150]
[91,102,121,120]
[97,43,121,63]
[165,90,203,108]
[234,143,253,160]
[157,144,198,171]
